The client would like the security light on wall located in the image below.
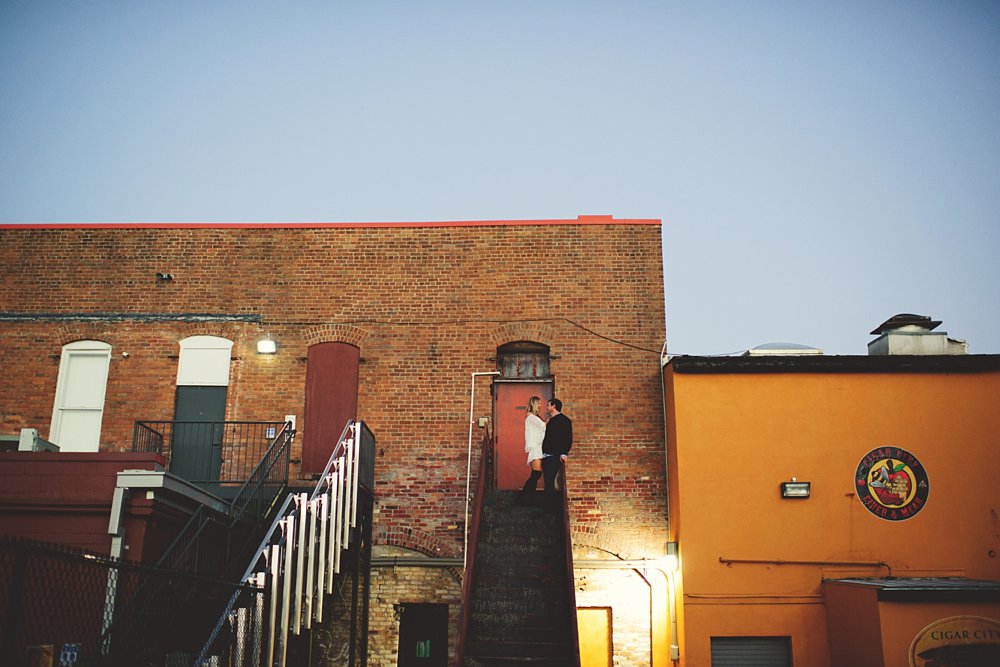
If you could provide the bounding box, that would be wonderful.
[780,477,811,498]
[665,541,679,570]
[257,335,278,355]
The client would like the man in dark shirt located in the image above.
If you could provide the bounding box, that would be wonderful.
[541,397,573,493]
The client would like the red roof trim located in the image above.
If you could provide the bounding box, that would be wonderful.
[1,215,660,230]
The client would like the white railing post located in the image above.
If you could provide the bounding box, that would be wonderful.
[193,420,370,667]
[293,493,307,635]
[304,498,318,629]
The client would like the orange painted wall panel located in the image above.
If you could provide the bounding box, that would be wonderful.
[663,361,1000,666]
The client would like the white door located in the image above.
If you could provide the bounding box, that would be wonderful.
[50,341,112,452]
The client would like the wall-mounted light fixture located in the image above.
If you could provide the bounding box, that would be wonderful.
[665,541,679,570]
[257,335,277,355]
[780,477,811,498]
[155,272,174,281]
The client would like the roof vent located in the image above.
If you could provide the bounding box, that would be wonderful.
[868,313,967,355]
[743,342,824,357]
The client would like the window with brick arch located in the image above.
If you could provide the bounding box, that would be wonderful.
[49,340,112,452]
[496,341,550,379]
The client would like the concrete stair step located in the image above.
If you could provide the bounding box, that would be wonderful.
[466,639,572,658]
[474,570,565,585]
[464,656,574,667]
[472,585,564,603]
[467,622,570,644]
[471,597,568,615]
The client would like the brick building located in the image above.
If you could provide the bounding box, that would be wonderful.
[0,217,669,666]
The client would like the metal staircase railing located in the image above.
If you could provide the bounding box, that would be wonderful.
[193,420,375,667]
[133,420,292,492]
[94,424,297,661]
[153,421,295,577]
[454,443,581,667]
[454,429,492,666]
[557,460,582,667]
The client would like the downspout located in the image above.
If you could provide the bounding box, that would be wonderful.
[101,485,129,651]
[465,371,500,569]
[576,559,676,666]
[660,341,680,662]
[100,468,227,654]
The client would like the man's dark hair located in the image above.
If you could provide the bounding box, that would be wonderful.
[549,398,563,412]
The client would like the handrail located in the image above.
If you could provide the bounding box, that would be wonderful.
[228,422,294,526]
[193,420,375,667]
[223,420,352,588]
[558,460,582,667]
[132,419,288,488]
[97,425,295,656]
[155,505,214,572]
[139,422,295,577]
[223,423,296,575]
[310,420,357,500]
[454,428,492,667]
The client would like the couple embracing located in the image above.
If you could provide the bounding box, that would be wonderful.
[522,396,573,496]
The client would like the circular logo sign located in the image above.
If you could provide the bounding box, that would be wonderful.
[909,616,1000,667]
[855,447,929,521]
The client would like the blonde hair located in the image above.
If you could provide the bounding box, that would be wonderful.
[527,396,543,416]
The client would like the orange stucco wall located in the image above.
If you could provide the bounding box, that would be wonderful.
[663,359,1000,667]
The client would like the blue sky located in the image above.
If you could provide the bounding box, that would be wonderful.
[2,1,998,355]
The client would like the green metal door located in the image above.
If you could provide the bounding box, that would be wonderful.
[171,385,227,483]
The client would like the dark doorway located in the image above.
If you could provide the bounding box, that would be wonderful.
[171,385,227,483]
[397,603,448,667]
[303,342,360,473]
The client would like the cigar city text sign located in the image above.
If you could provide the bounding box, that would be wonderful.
[909,616,1000,666]
[855,446,929,521]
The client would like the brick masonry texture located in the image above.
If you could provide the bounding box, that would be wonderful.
[1,221,668,663]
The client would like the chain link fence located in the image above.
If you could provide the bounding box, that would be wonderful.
[0,535,250,667]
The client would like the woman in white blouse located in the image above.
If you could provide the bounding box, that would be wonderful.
[521,395,547,494]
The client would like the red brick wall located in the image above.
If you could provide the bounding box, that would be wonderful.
[3,220,668,666]
[0,220,668,563]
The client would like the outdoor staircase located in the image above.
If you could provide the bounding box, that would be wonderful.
[462,489,577,667]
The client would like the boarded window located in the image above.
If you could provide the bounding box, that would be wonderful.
[497,341,550,379]
[177,335,233,386]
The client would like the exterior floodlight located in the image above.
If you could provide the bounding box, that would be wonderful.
[665,541,679,570]
[257,336,277,354]
[781,478,811,498]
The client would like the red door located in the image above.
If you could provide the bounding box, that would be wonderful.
[493,381,553,489]
[303,342,360,473]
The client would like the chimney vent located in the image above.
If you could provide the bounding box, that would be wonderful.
[867,313,967,355]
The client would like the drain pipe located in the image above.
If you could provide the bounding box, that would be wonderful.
[659,342,681,662]
[577,559,678,665]
[465,371,500,570]
[101,485,130,651]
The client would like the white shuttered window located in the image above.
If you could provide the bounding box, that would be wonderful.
[49,340,112,452]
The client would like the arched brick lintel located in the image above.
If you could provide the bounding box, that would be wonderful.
[489,321,559,351]
[372,525,460,560]
[303,324,370,348]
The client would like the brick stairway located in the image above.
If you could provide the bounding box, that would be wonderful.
[462,489,577,667]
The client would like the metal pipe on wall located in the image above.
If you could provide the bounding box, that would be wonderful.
[464,371,499,570]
